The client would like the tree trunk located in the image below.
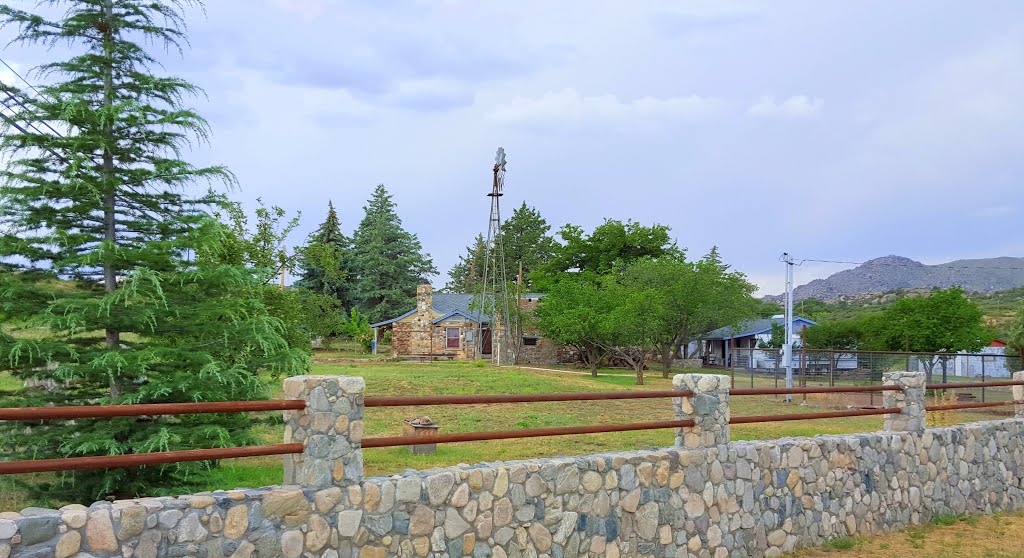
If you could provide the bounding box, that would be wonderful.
[941,359,948,384]
[102,0,120,398]
[635,360,644,385]
[585,344,598,378]
[661,346,673,378]
[919,357,936,382]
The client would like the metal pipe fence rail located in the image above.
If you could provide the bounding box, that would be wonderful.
[359,385,906,449]
[363,390,690,407]
[724,347,1023,403]
[925,400,1024,412]
[0,399,307,474]
[3,378,1020,475]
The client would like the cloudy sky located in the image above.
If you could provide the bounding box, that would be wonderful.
[2,0,1022,295]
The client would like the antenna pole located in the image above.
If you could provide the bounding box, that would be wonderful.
[782,253,795,403]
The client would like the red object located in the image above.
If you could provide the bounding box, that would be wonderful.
[925,400,1023,412]
[0,443,304,475]
[0,400,305,421]
[361,419,696,448]
[990,339,1007,347]
[729,407,898,424]
[364,390,692,407]
[731,385,900,396]
[926,380,1024,390]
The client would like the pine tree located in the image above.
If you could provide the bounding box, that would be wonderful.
[0,1,304,501]
[296,200,352,308]
[500,202,556,285]
[350,185,437,324]
[444,233,486,293]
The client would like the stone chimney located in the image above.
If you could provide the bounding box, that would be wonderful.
[416,284,433,315]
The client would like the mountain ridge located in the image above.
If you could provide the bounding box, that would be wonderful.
[764,255,1024,302]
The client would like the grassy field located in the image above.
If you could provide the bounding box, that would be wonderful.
[790,512,1024,557]
[0,360,1008,508]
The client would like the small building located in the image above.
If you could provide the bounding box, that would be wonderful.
[917,339,1013,378]
[701,316,817,368]
[370,285,556,364]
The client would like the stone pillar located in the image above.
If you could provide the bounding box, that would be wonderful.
[283,375,365,488]
[1012,371,1024,418]
[673,373,730,448]
[882,371,926,432]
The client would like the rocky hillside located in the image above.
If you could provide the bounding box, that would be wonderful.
[765,255,1024,302]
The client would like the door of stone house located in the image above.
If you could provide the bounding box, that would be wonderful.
[481,328,492,355]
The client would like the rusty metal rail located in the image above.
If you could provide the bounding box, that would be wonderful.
[926,381,1024,390]
[0,443,304,475]
[364,390,691,407]
[730,407,898,424]
[361,419,697,448]
[0,400,306,421]
[925,400,1024,412]
[730,385,901,396]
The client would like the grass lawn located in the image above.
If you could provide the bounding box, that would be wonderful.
[312,339,391,361]
[0,361,1009,507]
[790,512,1024,557]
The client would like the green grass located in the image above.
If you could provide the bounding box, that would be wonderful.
[313,339,391,360]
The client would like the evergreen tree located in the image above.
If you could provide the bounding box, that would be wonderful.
[0,0,303,501]
[500,202,556,285]
[350,185,436,324]
[296,200,352,307]
[444,233,485,293]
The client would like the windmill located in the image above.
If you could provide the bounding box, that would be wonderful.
[476,148,514,365]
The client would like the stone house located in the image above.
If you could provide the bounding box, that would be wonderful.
[370,284,558,364]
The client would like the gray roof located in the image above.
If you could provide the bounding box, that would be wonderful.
[702,316,816,340]
[370,292,545,328]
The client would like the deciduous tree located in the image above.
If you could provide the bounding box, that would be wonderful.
[874,287,989,382]
[534,278,613,377]
[538,219,678,285]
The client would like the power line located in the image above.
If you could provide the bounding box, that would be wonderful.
[0,57,43,97]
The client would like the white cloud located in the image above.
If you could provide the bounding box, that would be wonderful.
[747,94,824,118]
[486,88,725,129]
[0,60,22,87]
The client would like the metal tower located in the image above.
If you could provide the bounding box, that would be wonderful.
[476,148,513,365]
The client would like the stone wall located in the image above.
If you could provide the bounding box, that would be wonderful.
[4,372,1024,558]
[672,359,703,370]
[517,337,558,365]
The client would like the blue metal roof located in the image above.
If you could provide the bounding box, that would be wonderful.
[702,316,816,340]
[369,309,417,328]
[370,292,546,328]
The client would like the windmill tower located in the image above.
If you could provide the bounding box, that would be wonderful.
[476,148,513,365]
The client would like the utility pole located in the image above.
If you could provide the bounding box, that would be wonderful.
[279,248,287,289]
[781,253,795,403]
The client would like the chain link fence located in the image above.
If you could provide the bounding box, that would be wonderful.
[724,347,1022,412]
